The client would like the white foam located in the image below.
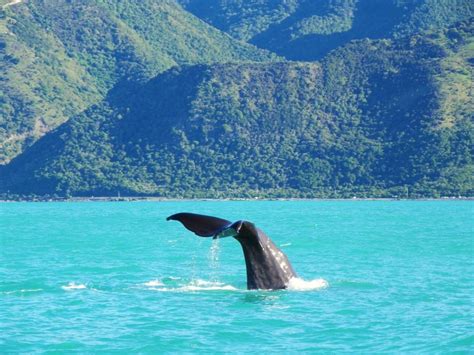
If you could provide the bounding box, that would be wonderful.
[192,279,221,287]
[141,277,327,292]
[149,279,237,292]
[180,284,237,291]
[280,243,292,247]
[181,279,237,291]
[61,282,87,291]
[143,279,164,287]
[2,288,43,295]
[286,277,329,291]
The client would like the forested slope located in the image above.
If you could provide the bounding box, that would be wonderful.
[2,22,472,198]
[0,0,275,163]
[179,0,474,60]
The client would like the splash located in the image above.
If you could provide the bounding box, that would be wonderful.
[286,277,329,291]
[208,238,221,281]
[143,279,164,287]
[61,282,87,291]
[209,238,220,268]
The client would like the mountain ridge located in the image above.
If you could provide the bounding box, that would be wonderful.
[1,2,472,199]
[2,21,472,198]
[0,0,276,163]
[179,0,474,60]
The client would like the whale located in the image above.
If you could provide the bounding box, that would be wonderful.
[167,212,297,290]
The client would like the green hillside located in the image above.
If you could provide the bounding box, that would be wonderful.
[2,22,472,198]
[0,0,275,164]
[179,0,474,60]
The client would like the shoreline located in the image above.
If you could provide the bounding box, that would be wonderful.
[1,196,472,202]
[2,0,23,9]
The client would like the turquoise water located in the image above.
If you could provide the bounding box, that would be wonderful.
[1,201,473,353]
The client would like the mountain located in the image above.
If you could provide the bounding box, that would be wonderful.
[179,0,474,60]
[2,21,472,198]
[0,0,275,163]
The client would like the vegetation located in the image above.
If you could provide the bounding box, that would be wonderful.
[2,22,472,198]
[0,0,275,163]
[179,0,474,60]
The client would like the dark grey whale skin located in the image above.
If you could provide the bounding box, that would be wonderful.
[167,213,297,290]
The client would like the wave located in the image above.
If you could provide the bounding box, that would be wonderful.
[182,279,237,291]
[61,282,87,291]
[286,277,329,291]
[143,278,237,292]
[1,288,43,295]
[334,279,378,289]
[164,284,238,292]
[142,277,327,292]
[2,278,328,295]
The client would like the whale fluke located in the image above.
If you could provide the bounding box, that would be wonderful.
[166,212,232,237]
[167,212,297,290]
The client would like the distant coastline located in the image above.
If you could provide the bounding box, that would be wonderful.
[1,196,472,203]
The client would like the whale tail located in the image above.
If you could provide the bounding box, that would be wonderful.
[166,212,233,237]
[167,212,297,290]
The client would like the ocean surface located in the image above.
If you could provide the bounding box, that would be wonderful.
[1,200,473,353]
